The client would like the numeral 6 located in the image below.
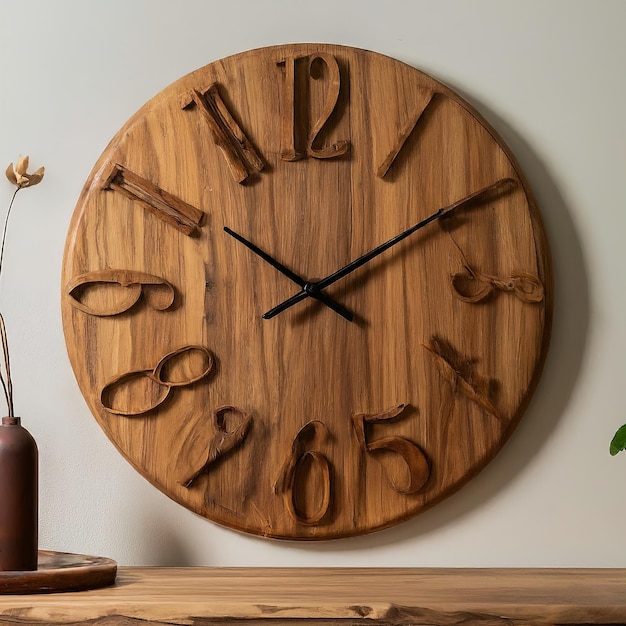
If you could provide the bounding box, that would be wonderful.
[274,420,332,525]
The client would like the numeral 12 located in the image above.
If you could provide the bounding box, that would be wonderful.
[277,53,349,161]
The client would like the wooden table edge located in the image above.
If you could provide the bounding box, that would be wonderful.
[0,567,624,625]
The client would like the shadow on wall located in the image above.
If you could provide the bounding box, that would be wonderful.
[137,511,199,567]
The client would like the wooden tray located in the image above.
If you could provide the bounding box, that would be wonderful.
[0,550,117,594]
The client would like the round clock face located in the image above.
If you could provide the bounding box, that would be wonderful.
[62,44,552,539]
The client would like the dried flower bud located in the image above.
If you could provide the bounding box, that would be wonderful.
[5,155,45,189]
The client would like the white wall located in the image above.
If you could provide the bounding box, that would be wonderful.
[1,0,625,567]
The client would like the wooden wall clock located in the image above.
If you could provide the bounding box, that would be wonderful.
[62,43,552,540]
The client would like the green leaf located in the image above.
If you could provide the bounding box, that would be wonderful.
[610,424,626,456]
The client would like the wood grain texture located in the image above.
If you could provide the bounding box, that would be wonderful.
[61,44,553,539]
[0,568,625,625]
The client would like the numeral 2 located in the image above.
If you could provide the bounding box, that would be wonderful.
[182,406,252,488]
[277,53,349,161]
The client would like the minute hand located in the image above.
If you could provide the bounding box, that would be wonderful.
[262,179,512,320]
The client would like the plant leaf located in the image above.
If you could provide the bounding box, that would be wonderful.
[609,424,626,456]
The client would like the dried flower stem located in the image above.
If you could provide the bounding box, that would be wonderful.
[1,156,45,417]
[0,313,12,417]
[0,188,19,283]
[0,189,19,416]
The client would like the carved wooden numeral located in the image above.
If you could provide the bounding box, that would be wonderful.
[376,92,437,178]
[277,55,302,162]
[307,54,349,159]
[66,270,175,317]
[100,346,214,416]
[352,404,430,494]
[182,406,252,488]
[182,84,264,184]
[423,337,502,421]
[451,265,544,303]
[102,163,204,236]
[274,421,332,525]
[277,53,349,161]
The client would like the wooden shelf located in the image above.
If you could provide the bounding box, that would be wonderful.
[0,567,625,625]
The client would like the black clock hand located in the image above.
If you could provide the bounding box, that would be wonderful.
[224,227,354,322]
[263,178,513,320]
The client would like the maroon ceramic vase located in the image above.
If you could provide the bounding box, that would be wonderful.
[0,416,38,571]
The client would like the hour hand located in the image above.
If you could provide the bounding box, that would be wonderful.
[224,227,354,322]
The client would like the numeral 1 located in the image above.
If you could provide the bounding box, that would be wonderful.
[277,53,349,161]
[182,84,264,184]
[277,55,302,161]
[376,92,437,178]
[102,163,204,236]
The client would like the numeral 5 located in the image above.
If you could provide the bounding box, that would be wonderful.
[352,404,430,494]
